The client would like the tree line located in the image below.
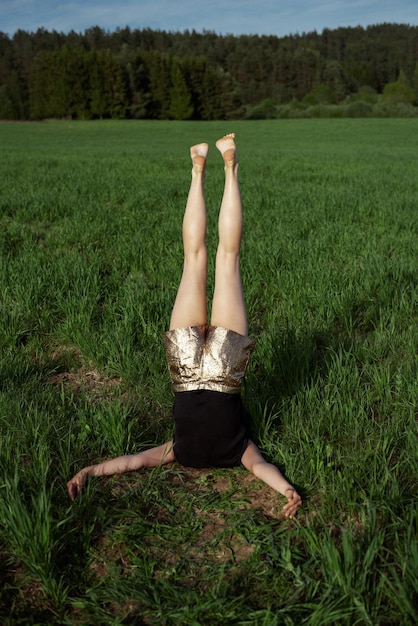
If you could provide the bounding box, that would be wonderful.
[1,23,418,120]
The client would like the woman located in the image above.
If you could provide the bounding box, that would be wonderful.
[67,134,302,519]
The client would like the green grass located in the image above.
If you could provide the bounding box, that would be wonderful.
[0,119,417,625]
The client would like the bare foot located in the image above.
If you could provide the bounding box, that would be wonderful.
[216,133,237,167]
[190,142,209,173]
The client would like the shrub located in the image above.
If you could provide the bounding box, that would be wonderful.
[344,100,372,117]
[373,100,418,118]
[246,98,277,120]
[304,104,341,118]
[383,79,415,104]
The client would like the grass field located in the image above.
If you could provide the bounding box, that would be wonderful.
[0,119,417,625]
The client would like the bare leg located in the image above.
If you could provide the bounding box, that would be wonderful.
[67,441,175,500]
[241,441,302,518]
[211,134,248,336]
[170,143,209,330]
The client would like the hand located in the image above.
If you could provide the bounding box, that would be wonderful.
[67,468,90,501]
[282,488,302,519]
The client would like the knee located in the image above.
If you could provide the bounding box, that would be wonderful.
[215,248,240,271]
[184,249,207,266]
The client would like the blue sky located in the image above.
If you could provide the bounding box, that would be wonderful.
[1,0,418,38]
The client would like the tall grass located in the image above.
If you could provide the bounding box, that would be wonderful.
[0,119,417,624]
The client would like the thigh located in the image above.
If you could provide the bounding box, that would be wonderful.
[211,253,247,335]
[169,256,207,330]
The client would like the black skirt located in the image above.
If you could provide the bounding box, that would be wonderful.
[172,389,250,468]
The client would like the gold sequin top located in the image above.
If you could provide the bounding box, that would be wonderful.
[164,325,255,394]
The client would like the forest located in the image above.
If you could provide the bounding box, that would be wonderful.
[1,22,418,120]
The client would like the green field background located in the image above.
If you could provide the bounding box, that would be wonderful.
[0,119,417,624]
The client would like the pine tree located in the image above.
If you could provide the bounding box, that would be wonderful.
[109,58,129,119]
[413,62,418,104]
[169,60,193,120]
[147,51,172,119]
[89,50,113,118]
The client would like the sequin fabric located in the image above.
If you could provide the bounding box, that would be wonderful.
[164,325,255,394]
